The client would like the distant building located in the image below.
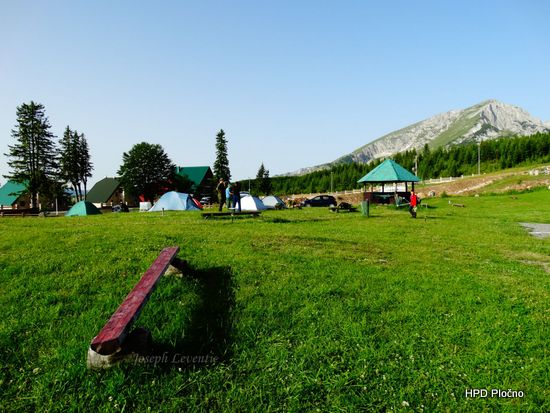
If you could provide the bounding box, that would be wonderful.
[174,166,213,196]
[0,181,29,210]
[86,177,129,208]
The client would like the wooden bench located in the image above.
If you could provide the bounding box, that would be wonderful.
[202,211,261,219]
[87,246,187,368]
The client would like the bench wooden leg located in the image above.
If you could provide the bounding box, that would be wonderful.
[87,327,153,369]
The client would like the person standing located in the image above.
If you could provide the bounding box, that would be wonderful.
[225,184,231,209]
[215,178,226,212]
[233,181,241,212]
[409,190,418,218]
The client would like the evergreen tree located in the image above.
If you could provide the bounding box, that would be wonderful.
[59,127,93,201]
[254,163,266,195]
[4,101,58,209]
[59,126,81,200]
[261,165,272,195]
[118,142,175,202]
[213,129,231,182]
[77,133,93,200]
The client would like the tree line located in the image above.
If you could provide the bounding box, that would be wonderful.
[4,101,93,209]
[3,101,235,207]
[269,132,550,195]
[5,100,547,207]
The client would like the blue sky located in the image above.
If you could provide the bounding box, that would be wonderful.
[1,1,549,185]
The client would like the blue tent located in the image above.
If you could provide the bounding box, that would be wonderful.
[148,191,201,212]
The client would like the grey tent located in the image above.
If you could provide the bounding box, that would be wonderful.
[262,195,287,209]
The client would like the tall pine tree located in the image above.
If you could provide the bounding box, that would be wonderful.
[59,126,81,200]
[59,127,93,201]
[77,133,93,200]
[254,163,266,195]
[213,129,231,182]
[254,163,272,195]
[4,101,58,209]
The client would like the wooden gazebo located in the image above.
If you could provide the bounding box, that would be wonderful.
[358,159,420,204]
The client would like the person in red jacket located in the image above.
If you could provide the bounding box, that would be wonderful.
[409,190,418,218]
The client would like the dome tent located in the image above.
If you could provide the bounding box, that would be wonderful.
[148,191,201,212]
[65,200,102,216]
[240,195,267,211]
[262,195,286,209]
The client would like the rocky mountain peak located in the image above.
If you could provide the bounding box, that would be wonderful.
[287,100,549,176]
[474,100,546,140]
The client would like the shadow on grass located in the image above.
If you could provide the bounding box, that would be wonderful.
[150,265,235,371]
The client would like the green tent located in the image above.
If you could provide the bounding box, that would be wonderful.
[65,201,102,216]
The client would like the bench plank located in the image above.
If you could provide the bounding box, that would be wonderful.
[202,211,261,219]
[90,246,180,355]
[329,206,358,213]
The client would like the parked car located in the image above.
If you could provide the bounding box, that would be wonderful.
[199,196,212,205]
[301,195,337,207]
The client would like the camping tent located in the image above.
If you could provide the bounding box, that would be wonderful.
[240,195,267,211]
[65,201,102,216]
[148,191,201,212]
[262,195,286,209]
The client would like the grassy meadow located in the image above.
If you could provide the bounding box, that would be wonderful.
[1,190,549,412]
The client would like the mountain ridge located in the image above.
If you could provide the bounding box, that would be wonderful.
[287,100,549,176]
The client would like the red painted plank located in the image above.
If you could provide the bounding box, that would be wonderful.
[91,246,179,355]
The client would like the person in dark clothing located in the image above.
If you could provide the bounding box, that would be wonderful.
[232,181,241,212]
[216,179,226,212]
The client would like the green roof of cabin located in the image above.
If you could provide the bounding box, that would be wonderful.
[175,166,212,187]
[86,177,121,203]
[358,159,420,183]
[0,181,27,206]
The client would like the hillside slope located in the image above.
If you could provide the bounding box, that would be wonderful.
[291,100,549,175]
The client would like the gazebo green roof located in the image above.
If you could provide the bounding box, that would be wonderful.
[358,159,419,183]
[0,181,27,206]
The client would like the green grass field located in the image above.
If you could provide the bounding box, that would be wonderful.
[1,191,549,412]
